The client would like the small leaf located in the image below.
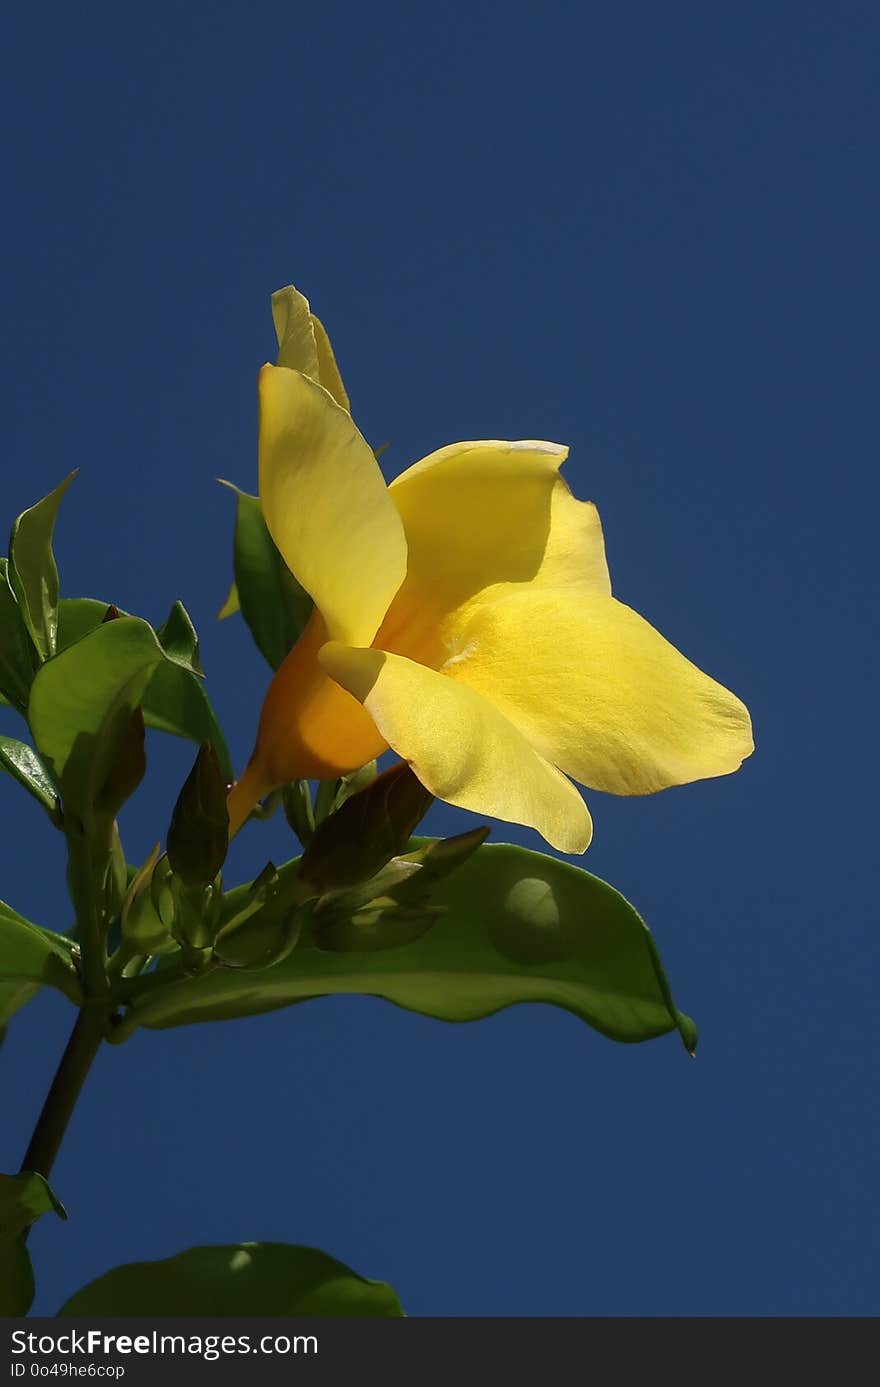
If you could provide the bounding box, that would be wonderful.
[130,841,695,1050]
[58,1242,404,1316]
[29,617,163,827]
[213,905,301,970]
[8,472,77,659]
[333,759,378,809]
[0,734,61,824]
[0,1171,67,1234]
[0,559,38,712]
[298,762,433,893]
[219,483,312,669]
[0,1170,67,1315]
[167,745,229,889]
[156,600,205,677]
[212,863,302,969]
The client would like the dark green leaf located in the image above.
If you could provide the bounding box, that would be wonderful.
[57,598,233,783]
[0,1171,67,1315]
[167,745,229,889]
[0,734,61,824]
[58,1242,404,1316]
[8,472,77,659]
[220,483,312,668]
[128,841,695,1049]
[299,762,433,893]
[0,558,38,712]
[29,617,163,826]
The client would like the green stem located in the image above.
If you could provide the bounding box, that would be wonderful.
[65,826,109,999]
[20,1009,104,1184]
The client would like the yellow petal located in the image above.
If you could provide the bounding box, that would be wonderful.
[446,588,753,795]
[271,285,320,379]
[312,313,351,412]
[319,641,593,853]
[271,286,351,411]
[389,441,610,621]
[258,364,407,646]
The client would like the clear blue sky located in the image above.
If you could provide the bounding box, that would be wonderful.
[1,1,877,1315]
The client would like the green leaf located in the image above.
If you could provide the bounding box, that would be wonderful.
[128,842,695,1049]
[167,745,229,889]
[156,600,205,677]
[28,617,163,826]
[8,472,77,659]
[0,1235,35,1314]
[57,599,233,783]
[0,734,61,823]
[56,596,112,648]
[0,900,80,1021]
[143,662,233,783]
[58,1242,404,1316]
[0,1171,67,1314]
[220,483,312,669]
[0,558,38,712]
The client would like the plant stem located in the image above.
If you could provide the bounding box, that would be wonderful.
[20,1009,104,1184]
[64,827,110,999]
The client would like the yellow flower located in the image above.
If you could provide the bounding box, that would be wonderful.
[228,288,753,852]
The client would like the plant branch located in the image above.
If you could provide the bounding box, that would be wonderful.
[20,1008,104,1185]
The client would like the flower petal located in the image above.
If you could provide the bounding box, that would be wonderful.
[271,285,320,379]
[258,365,407,646]
[319,641,593,853]
[445,588,754,795]
[271,286,351,410]
[312,314,351,412]
[389,441,610,622]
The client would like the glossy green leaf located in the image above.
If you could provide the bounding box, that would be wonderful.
[59,1242,404,1316]
[0,1171,67,1314]
[29,617,163,824]
[219,483,312,669]
[167,744,229,889]
[0,559,37,712]
[129,842,696,1049]
[8,472,77,659]
[57,599,233,783]
[0,734,60,823]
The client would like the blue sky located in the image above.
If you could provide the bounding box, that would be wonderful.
[1,1,877,1315]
